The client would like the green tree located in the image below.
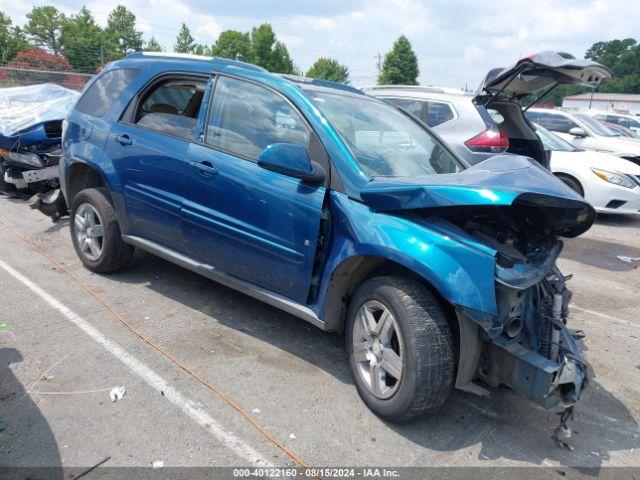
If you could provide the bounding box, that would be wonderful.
[104,5,143,60]
[144,35,164,52]
[1,12,30,63]
[174,23,194,54]
[378,35,419,85]
[306,57,349,84]
[60,7,104,72]
[25,6,64,55]
[212,30,251,61]
[250,23,295,73]
[192,44,212,56]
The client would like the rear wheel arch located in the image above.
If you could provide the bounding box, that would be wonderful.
[66,163,109,205]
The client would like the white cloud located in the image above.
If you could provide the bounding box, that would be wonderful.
[196,18,222,41]
[4,0,640,88]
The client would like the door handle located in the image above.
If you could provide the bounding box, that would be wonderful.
[189,160,219,176]
[115,134,132,146]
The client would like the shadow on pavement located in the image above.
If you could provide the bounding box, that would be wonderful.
[595,213,640,229]
[0,347,62,479]
[110,251,639,471]
[387,374,639,473]
[562,236,640,272]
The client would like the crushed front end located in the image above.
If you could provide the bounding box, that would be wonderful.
[440,193,594,411]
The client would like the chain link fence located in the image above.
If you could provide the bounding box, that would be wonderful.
[0,66,93,91]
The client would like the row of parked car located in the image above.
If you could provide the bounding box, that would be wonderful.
[365,84,640,217]
[0,51,628,436]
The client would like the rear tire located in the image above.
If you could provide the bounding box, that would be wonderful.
[70,188,134,273]
[556,174,584,197]
[346,276,455,421]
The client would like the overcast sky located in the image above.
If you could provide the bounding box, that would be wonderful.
[3,0,639,88]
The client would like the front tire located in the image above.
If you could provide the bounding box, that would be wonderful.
[70,188,134,273]
[556,174,584,197]
[346,276,455,421]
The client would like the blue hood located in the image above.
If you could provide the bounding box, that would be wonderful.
[360,155,596,237]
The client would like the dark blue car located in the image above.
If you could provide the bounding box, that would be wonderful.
[61,52,594,421]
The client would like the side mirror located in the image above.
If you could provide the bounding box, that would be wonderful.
[258,143,325,184]
[568,127,588,138]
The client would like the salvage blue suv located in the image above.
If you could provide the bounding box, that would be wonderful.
[61,52,595,421]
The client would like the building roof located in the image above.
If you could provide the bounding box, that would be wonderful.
[563,92,640,103]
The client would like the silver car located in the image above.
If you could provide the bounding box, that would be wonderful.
[366,51,612,168]
[362,86,506,166]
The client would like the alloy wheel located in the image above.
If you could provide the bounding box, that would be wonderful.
[74,202,104,261]
[352,300,404,399]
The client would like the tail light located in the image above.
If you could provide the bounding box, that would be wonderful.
[465,128,509,153]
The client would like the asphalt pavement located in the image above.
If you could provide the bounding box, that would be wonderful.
[0,195,639,477]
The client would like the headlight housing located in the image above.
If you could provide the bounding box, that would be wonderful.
[7,150,44,168]
[591,168,636,189]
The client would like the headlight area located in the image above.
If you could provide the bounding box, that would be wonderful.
[591,167,637,189]
[460,263,588,410]
[0,148,45,168]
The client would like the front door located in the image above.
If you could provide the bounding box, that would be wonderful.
[183,75,326,304]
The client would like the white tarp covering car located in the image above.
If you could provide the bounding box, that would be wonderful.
[0,83,79,138]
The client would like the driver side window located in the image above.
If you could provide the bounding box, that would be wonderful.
[205,76,310,160]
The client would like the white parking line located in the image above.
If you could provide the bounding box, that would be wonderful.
[572,304,638,329]
[0,257,271,466]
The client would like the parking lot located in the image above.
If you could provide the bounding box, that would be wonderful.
[1,193,639,475]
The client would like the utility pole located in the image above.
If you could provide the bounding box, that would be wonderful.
[99,45,104,67]
[376,53,382,76]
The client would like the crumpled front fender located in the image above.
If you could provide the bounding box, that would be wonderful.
[316,192,500,324]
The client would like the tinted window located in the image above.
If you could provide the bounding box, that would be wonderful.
[205,76,310,160]
[527,111,578,134]
[385,98,455,127]
[308,90,463,178]
[134,78,206,140]
[76,68,139,117]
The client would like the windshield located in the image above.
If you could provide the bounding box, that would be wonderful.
[306,90,464,177]
[574,113,617,137]
[533,123,578,152]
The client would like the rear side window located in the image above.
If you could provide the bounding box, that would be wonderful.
[384,98,455,127]
[76,68,139,117]
[133,77,206,140]
[527,112,578,134]
[205,76,310,160]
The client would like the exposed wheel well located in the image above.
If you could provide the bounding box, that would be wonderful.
[324,256,458,341]
[554,172,584,197]
[66,164,108,204]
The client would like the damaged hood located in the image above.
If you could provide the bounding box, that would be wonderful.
[360,155,596,237]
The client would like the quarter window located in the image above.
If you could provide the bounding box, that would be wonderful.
[133,78,206,140]
[532,112,579,134]
[76,68,139,117]
[205,76,310,160]
[384,98,455,127]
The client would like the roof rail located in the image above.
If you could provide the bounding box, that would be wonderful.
[279,74,364,94]
[364,85,448,94]
[124,52,267,72]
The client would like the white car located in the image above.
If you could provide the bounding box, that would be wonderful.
[526,108,640,166]
[534,123,640,215]
[579,109,640,135]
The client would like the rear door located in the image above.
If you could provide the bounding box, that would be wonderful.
[104,75,207,252]
[183,75,326,303]
[477,51,612,101]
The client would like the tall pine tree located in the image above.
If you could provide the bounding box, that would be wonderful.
[378,35,419,85]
